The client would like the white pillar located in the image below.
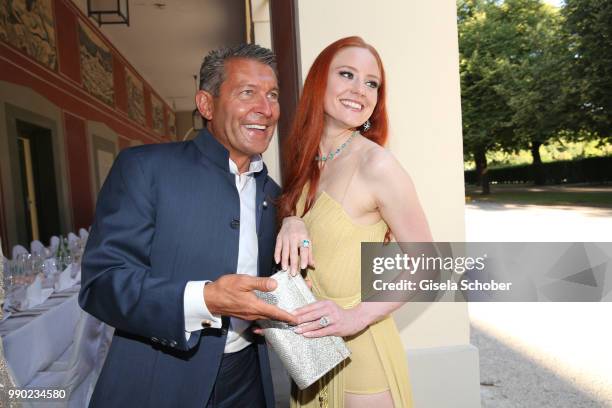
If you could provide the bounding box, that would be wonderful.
[296,1,480,406]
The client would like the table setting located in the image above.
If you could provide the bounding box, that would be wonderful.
[2,235,84,321]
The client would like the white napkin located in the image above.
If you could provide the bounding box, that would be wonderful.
[70,263,81,281]
[55,265,77,292]
[25,276,52,309]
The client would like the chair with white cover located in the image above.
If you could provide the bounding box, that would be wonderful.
[67,233,79,247]
[26,311,111,407]
[11,245,28,260]
[78,228,89,241]
[30,240,46,257]
[49,236,60,253]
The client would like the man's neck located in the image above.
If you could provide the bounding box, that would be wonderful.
[231,156,251,174]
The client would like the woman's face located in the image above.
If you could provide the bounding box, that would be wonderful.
[323,46,381,134]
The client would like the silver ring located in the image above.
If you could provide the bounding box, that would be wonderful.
[301,239,311,248]
[319,316,330,328]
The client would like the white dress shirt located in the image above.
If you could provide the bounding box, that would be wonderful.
[183,156,263,353]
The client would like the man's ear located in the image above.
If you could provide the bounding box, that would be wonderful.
[195,90,214,121]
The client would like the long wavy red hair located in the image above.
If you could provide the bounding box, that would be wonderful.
[277,36,389,223]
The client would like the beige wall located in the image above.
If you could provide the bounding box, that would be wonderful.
[297,0,469,348]
[296,3,481,405]
[251,0,282,184]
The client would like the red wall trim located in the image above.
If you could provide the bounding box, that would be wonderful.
[117,136,131,150]
[54,0,81,83]
[113,57,128,113]
[63,112,94,229]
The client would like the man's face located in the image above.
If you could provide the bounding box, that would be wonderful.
[196,58,280,164]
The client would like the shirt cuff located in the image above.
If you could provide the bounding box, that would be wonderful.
[184,280,222,339]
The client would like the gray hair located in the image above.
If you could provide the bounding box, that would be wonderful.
[198,43,277,96]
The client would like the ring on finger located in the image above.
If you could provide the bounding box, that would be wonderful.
[301,239,311,248]
[319,315,331,328]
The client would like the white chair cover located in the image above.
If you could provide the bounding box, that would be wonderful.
[78,228,89,241]
[11,245,28,260]
[49,236,60,253]
[30,240,45,256]
[67,233,79,247]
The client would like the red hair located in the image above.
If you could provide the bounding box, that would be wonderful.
[277,36,389,223]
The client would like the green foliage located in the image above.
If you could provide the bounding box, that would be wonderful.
[459,0,516,156]
[459,0,569,158]
[464,156,612,184]
[465,138,612,169]
[563,0,612,140]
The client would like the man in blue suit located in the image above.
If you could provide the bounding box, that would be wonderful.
[79,44,297,407]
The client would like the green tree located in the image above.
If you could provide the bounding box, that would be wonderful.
[495,1,569,184]
[459,0,572,188]
[563,0,612,141]
[459,0,516,194]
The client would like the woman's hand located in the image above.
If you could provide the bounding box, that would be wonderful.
[292,300,367,338]
[252,279,314,336]
[275,216,315,276]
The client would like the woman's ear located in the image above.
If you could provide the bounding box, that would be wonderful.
[195,90,214,121]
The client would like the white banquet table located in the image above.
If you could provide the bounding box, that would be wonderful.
[0,287,81,387]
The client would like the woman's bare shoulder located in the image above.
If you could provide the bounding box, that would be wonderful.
[357,140,404,180]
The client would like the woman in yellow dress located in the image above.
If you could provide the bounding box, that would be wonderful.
[275,37,432,408]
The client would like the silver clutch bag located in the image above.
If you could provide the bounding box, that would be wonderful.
[255,270,351,390]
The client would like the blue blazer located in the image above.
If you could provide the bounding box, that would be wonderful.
[79,129,280,407]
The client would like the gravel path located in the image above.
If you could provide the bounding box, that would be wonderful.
[467,203,612,408]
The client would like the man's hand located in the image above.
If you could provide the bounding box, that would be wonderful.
[204,275,297,324]
[252,278,313,335]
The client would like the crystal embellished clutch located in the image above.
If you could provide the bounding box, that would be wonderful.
[254,270,351,390]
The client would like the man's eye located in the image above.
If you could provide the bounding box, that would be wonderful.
[366,80,379,89]
[268,91,279,100]
[241,89,254,96]
[339,71,354,80]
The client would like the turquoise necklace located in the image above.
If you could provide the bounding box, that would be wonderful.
[315,131,357,162]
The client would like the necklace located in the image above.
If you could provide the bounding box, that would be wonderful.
[315,131,357,162]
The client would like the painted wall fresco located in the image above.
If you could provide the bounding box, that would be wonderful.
[0,0,57,70]
[126,69,146,126]
[151,95,165,135]
[78,21,114,106]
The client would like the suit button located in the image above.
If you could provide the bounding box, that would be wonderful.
[169,340,177,348]
[160,339,168,346]
[262,200,268,208]
[230,219,240,229]
[221,328,228,335]
[151,337,159,343]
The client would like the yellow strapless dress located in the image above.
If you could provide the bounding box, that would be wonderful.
[290,191,413,408]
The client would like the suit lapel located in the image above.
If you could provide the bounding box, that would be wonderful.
[255,171,268,236]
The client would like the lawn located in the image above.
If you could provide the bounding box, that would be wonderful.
[465,190,612,208]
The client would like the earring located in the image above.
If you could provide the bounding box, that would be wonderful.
[361,119,371,132]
